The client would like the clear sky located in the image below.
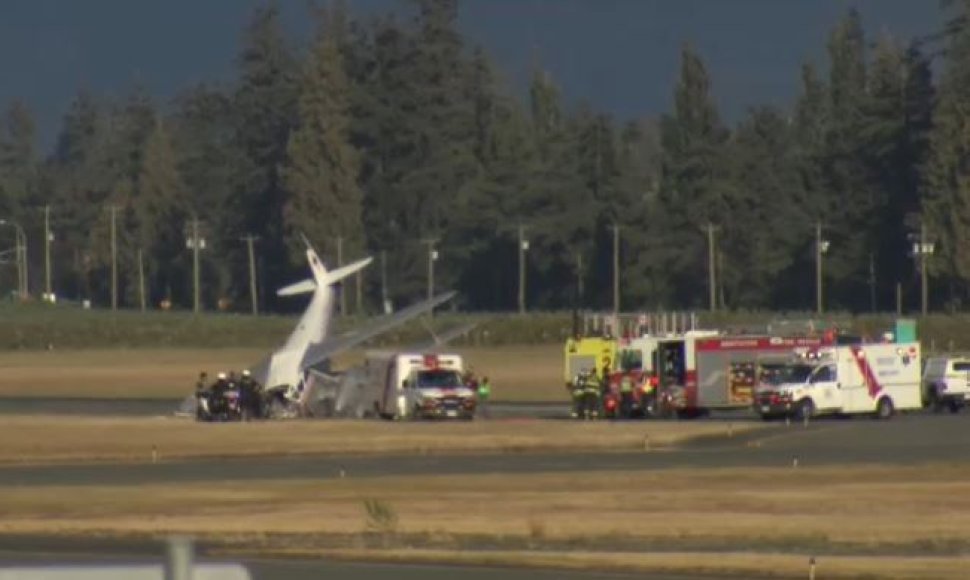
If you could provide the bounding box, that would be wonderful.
[0,0,944,151]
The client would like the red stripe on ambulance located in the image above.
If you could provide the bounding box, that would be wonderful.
[848,346,882,398]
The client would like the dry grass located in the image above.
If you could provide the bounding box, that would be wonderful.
[0,415,752,464]
[0,345,562,401]
[3,465,970,578]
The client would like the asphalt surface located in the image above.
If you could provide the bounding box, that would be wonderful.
[0,397,565,419]
[0,551,711,580]
[0,537,721,580]
[0,413,967,487]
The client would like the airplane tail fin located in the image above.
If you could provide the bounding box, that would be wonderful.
[277,237,373,297]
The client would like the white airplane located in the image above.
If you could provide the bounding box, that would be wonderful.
[243,236,456,418]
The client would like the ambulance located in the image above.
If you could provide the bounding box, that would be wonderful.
[754,342,922,420]
[371,352,475,420]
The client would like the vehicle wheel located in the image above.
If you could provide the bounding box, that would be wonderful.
[948,400,961,414]
[927,389,944,413]
[875,396,894,420]
[795,399,815,421]
[760,413,777,422]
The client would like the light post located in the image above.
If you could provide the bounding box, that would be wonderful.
[185,217,206,314]
[0,219,27,299]
[518,225,529,314]
[815,221,829,315]
[909,222,935,316]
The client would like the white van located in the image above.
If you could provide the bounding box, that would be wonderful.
[922,357,970,413]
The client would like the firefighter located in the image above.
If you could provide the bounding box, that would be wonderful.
[584,368,602,419]
[568,370,587,419]
[477,376,492,419]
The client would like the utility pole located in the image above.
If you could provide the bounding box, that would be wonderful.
[815,221,829,315]
[518,224,529,314]
[576,253,585,306]
[380,249,389,313]
[185,216,205,314]
[108,205,119,310]
[421,238,438,303]
[918,221,934,316]
[44,204,52,301]
[706,222,718,312]
[610,223,620,315]
[137,248,146,312]
[240,235,260,315]
[868,252,876,313]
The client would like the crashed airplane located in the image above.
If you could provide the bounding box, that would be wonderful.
[181,237,458,419]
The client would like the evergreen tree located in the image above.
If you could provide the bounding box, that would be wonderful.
[281,5,364,272]
[657,44,729,307]
[233,1,298,309]
[926,0,970,307]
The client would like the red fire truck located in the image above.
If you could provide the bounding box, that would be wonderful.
[657,334,837,417]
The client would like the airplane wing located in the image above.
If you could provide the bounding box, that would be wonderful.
[408,322,478,352]
[300,291,457,370]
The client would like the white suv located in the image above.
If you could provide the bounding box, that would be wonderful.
[922,357,970,413]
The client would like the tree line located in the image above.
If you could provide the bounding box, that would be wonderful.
[0,0,968,314]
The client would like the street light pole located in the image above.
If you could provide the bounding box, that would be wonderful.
[518,224,528,314]
[240,235,260,315]
[421,238,438,303]
[44,205,52,301]
[815,221,829,315]
[706,223,718,312]
[107,205,119,310]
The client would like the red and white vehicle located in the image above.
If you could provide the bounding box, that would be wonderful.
[754,342,922,420]
[656,334,835,417]
[371,352,476,420]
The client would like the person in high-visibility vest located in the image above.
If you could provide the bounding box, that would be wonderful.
[477,376,492,418]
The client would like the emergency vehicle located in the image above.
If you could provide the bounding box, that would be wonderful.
[754,342,922,420]
[372,352,475,420]
[603,335,661,418]
[563,336,617,386]
[656,333,831,417]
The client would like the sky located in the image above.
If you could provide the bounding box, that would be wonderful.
[0,0,946,151]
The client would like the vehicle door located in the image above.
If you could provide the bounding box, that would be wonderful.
[808,364,841,411]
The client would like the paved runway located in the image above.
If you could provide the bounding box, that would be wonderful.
[0,413,966,487]
[0,397,566,419]
[0,546,717,580]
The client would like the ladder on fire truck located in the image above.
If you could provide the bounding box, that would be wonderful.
[581,311,700,338]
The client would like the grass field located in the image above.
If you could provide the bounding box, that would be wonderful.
[0,345,564,401]
[2,464,969,578]
[0,416,753,463]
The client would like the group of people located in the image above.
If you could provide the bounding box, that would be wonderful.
[195,369,265,421]
[462,370,492,418]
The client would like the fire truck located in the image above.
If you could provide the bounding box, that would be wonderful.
[654,333,838,418]
[601,331,718,419]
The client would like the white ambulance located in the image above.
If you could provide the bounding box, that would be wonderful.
[369,352,475,420]
[754,342,921,420]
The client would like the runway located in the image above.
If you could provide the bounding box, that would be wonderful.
[0,397,565,419]
[0,413,966,487]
